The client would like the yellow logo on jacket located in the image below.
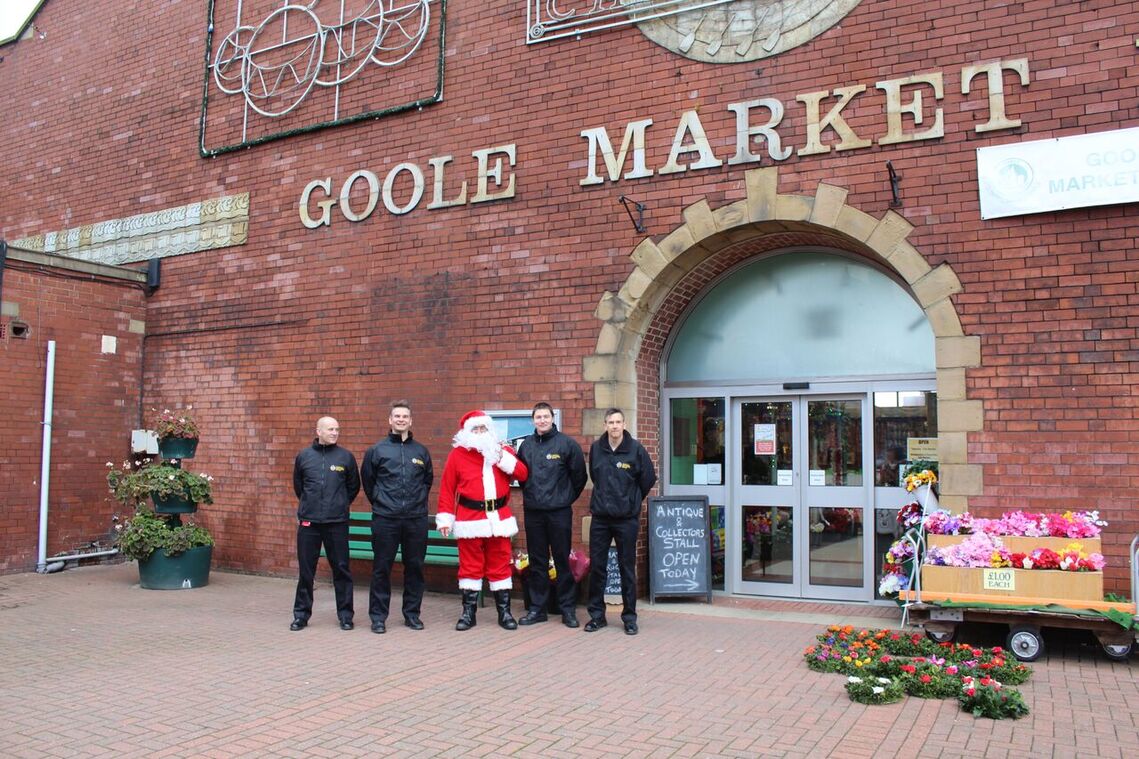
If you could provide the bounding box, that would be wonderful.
[329,465,346,472]
[616,462,632,470]
[546,453,561,460]
[412,458,425,466]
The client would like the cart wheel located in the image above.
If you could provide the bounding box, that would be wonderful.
[1007,625,1044,662]
[926,627,956,644]
[1101,641,1133,661]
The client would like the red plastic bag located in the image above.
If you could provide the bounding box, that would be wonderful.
[568,549,590,583]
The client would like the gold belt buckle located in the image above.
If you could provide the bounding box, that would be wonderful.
[484,498,496,512]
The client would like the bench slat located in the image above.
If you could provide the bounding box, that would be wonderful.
[324,514,460,568]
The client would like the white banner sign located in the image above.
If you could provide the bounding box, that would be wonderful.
[977,127,1139,219]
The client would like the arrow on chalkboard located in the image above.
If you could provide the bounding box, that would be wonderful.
[661,578,700,591]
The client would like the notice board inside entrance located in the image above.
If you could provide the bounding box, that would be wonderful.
[647,496,712,603]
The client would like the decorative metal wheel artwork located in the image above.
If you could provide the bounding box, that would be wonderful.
[527,0,862,62]
[211,1,429,118]
[201,0,441,154]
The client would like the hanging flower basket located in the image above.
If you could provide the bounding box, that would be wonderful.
[158,436,199,460]
[152,407,200,460]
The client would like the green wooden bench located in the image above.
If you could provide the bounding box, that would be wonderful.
[343,511,459,566]
[325,511,482,604]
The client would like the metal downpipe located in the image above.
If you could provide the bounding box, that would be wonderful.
[36,340,56,573]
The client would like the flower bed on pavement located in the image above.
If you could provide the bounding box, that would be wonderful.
[803,626,1031,719]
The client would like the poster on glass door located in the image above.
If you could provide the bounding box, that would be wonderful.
[753,424,776,455]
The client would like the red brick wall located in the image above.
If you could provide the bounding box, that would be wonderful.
[0,262,146,572]
[2,1,1138,590]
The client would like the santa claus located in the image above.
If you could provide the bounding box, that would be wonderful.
[436,410,529,630]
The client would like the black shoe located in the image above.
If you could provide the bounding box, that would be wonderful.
[518,610,548,626]
[371,621,386,634]
[562,612,579,628]
[339,620,354,631]
[404,616,424,630]
[583,618,607,632]
[624,621,638,636]
[289,619,307,631]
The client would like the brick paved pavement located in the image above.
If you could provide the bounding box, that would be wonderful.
[3,563,1138,758]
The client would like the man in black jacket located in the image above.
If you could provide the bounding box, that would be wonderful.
[360,400,434,634]
[291,416,361,631]
[585,408,657,636]
[516,402,588,628]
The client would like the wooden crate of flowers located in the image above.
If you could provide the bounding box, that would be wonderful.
[915,510,1110,607]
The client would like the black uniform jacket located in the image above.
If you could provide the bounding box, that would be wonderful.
[517,424,587,512]
[588,430,657,520]
[293,440,360,523]
[360,431,434,519]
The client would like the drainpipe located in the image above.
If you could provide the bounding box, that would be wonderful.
[36,340,56,573]
[40,547,120,573]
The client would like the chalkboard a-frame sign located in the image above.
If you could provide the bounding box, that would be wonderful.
[648,496,712,603]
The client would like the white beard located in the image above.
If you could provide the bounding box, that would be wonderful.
[453,428,502,464]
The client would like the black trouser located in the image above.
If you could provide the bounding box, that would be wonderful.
[369,514,428,623]
[524,507,575,614]
[293,520,353,623]
[587,515,639,624]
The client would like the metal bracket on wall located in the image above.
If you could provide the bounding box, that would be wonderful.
[887,161,903,208]
[618,195,647,234]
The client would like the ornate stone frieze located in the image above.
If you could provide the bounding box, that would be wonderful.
[12,194,249,265]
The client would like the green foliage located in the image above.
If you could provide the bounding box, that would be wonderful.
[107,462,214,508]
[114,509,214,561]
[903,459,939,478]
[958,676,1029,719]
[900,667,961,699]
[151,406,199,440]
[844,676,904,705]
[806,626,1032,719]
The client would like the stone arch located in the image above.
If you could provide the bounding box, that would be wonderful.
[583,166,982,510]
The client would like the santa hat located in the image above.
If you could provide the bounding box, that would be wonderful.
[460,410,494,432]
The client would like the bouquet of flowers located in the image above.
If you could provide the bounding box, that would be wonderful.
[878,535,916,596]
[924,533,1010,568]
[923,509,976,535]
[904,468,937,492]
[897,501,923,530]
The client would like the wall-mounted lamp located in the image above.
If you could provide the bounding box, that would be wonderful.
[617,195,647,234]
[146,258,161,294]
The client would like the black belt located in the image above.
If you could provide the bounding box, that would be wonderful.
[458,495,506,512]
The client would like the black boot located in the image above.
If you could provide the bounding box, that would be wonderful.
[495,589,517,630]
[455,589,479,631]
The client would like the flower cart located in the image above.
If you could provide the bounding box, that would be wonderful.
[889,510,1139,662]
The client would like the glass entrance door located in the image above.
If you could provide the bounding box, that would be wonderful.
[734,396,870,599]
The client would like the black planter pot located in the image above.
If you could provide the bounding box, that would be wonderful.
[151,492,198,514]
[137,545,212,590]
[158,437,199,460]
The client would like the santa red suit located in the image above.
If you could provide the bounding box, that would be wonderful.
[436,412,529,631]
